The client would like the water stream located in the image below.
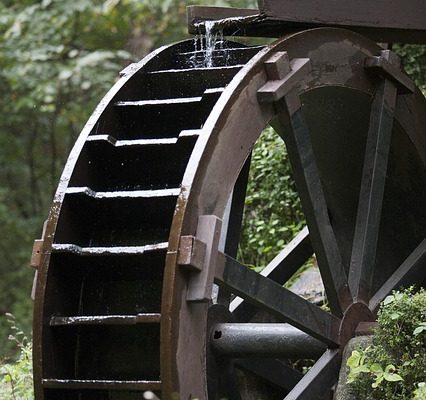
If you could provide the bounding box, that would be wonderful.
[191,15,261,68]
[192,20,225,68]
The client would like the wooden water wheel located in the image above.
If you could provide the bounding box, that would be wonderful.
[32,7,426,400]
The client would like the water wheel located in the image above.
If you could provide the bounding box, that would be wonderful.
[32,28,426,400]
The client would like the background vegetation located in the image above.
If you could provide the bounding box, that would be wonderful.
[0,0,425,388]
[347,288,426,400]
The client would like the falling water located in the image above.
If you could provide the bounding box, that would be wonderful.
[204,20,223,67]
[192,20,225,68]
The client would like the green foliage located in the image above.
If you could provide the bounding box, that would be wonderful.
[0,314,33,399]
[395,44,426,95]
[0,0,134,356]
[347,288,426,400]
[238,127,305,269]
[412,382,426,400]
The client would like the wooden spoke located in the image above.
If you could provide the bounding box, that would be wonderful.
[217,155,252,306]
[274,93,350,316]
[284,349,341,400]
[236,359,303,393]
[369,238,426,311]
[215,254,340,346]
[348,79,398,303]
[231,226,313,321]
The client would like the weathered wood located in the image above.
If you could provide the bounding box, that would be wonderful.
[186,215,222,302]
[258,0,426,31]
[236,359,303,392]
[369,239,426,311]
[348,63,398,303]
[258,58,312,103]
[215,254,341,346]
[188,3,426,43]
[231,227,313,321]
[275,93,351,316]
[49,314,161,326]
[42,379,161,391]
[283,349,340,400]
[217,154,252,305]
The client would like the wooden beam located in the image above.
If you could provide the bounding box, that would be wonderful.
[187,3,426,43]
[283,349,340,400]
[275,93,351,316]
[369,239,426,312]
[231,227,313,322]
[348,55,399,303]
[258,0,426,31]
[187,6,259,34]
[215,253,341,347]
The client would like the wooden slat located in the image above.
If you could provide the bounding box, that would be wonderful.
[348,77,398,303]
[149,65,245,75]
[51,242,168,256]
[66,187,180,199]
[50,314,161,326]
[369,239,426,311]
[115,97,202,107]
[43,379,161,391]
[284,349,340,400]
[87,134,179,146]
[215,254,340,346]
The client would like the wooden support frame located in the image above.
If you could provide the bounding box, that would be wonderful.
[215,253,341,347]
[188,1,426,43]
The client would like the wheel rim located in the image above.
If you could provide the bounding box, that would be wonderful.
[32,28,426,400]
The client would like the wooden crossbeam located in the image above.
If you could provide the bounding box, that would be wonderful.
[188,2,426,43]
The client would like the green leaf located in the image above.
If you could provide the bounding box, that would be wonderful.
[383,295,394,305]
[383,372,403,382]
[370,363,383,374]
[347,350,361,368]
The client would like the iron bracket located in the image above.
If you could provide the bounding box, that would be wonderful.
[365,49,415,94]
[179,215,222,302]
[257,51,311,103]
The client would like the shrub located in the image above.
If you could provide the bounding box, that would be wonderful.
[0,314,34,399]
[347,287,426,400]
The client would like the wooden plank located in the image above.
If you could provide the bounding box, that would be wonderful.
[187,6,259,34]
[49,314,161,326]
[215,254,340,346]
[43,379,161,391]
[258,0,426,31]
[187,4,426,43]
